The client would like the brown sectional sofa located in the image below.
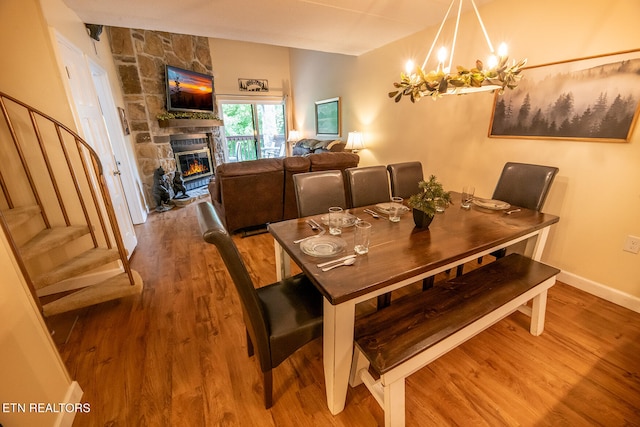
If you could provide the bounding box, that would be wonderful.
[209,152,360,232]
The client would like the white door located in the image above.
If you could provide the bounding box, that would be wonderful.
[55,34,137,257]
[89,60,147,225]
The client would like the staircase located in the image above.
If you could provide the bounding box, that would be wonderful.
[0,91,143,317]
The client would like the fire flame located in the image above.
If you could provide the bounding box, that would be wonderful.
[183,159,209,177]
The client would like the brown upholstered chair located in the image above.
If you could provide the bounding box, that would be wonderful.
[345,166,391,208]
[387,161,424,199]
[293,170,348,217]
[472,162,559,271]
[196,202,323,409]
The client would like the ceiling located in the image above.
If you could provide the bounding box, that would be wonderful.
[62,0,491,56]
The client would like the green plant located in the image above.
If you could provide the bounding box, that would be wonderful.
[407,175,452,217]
[389,57,527,102]
[156,111,221,121]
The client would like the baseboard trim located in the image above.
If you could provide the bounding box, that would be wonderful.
[558,271,640,314]
[54,381,83,427]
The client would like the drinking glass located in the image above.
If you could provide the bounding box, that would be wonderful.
[328,206,343,235]
[389,197,404,222]
[354,221,372,254]
[461,186,475,209]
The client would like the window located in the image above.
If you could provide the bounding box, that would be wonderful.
[219,98,286,162]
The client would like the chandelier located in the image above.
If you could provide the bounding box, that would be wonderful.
[389,0,527,102]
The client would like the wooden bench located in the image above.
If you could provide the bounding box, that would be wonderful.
[350,253,560,427]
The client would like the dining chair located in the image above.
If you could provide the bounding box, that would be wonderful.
[293,170,348,217]
[387,161,424,199]
[196,201,323,409]
[385,161,438,298]
[473,162,559,270]
[345,165,391,208]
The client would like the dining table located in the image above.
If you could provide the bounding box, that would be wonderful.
[267,192,559,415]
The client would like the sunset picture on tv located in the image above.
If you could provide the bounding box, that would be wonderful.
[166,65,214,113]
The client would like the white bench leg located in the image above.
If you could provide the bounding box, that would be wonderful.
[383,378,405,427]
[530,288,548,336]
[349,346,369,387]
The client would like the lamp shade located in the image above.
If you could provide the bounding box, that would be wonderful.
[287,130,301,142]
[346,131,365,152]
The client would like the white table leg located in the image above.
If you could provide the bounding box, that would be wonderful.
[273,239,291,280]
[525,227,550,261]
[323,298,356,415]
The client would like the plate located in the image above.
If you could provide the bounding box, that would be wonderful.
[375,202,410,215]
[300,235,347,257]
[472,198,511,210]
[320,212,358,227]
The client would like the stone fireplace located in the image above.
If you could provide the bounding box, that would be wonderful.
[107,27,224,209]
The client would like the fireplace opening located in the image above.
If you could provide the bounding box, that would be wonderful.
[176,149,213,180]
[170,133,214,190]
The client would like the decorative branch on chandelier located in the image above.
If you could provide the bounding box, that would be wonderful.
[389,0,526,102]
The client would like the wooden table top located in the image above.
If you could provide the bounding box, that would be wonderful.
[268,192,559,305]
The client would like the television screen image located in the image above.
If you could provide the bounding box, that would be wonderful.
[165,65,214,113]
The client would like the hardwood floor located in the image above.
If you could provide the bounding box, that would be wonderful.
[56,199,640,426]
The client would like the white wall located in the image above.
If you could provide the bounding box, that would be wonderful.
[210,38,292,98]
[290,0,640,305]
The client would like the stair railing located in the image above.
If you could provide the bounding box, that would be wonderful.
[0,91,135,310]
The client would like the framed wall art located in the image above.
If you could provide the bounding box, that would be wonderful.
[315,97,341,137]
[489,49,640,142]
[238,78,269,92]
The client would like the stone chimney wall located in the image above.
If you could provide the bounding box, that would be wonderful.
[107,27,223,207]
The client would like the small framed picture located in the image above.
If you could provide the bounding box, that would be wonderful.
[315,97,341,137]
[118,107,130,135]
[238,78,269,92]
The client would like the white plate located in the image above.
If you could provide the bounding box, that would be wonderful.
[375,202,410,215]
[320,212,358,227]
[300,235,347,257]
[472,198,511,210]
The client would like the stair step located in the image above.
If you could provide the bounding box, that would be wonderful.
[20,225,90,260]
[32,248,121,289]
[1,205,41,229]
[42,270,143,317]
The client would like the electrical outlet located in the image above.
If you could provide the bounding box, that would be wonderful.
[623,235,640,254]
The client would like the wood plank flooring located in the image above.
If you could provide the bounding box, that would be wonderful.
[55,199,640,426]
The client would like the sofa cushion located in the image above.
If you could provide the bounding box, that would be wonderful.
[283,156,311,172]
[216,157,283,176]
[309,152,360,171]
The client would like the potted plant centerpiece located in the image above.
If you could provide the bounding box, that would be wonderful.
[407,175,452,228]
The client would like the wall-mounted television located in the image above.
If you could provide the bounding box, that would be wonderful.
[165,65,214,113]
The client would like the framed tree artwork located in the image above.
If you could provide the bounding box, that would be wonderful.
[488,49,640,142]
[315,97,341,137]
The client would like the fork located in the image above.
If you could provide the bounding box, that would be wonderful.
[364,208,385,220]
